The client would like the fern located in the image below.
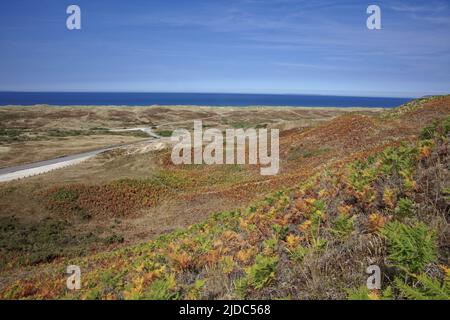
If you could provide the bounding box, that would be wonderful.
[245,254,279,290]
[144,274,179,300]
[347,286,393,300]
[395,273,450,300]
[330,214,355,239]
[380,221,437,273]
[348,158,377,192]
[420,116,450,141]
[347,145,418,192]
[347,286,372,300]
[286,245,309,262]
[394,198,415,217]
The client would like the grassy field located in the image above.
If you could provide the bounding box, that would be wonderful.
[0,97,449,299]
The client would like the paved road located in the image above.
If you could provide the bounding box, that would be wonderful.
[0,127,163,183]
[0,148,110,182]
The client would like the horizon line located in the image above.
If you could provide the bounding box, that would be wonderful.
[0,91,418,99]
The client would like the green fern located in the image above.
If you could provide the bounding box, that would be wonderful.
[347,286,393,300]
[347,286,372,300]
[395,273,450,300]
[330,214,355,239]
[143,274,180,300]
[245,254,279,290]
[380,221,437,273]
[394,198,415,217]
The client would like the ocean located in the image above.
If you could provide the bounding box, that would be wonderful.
[0,92,412,108]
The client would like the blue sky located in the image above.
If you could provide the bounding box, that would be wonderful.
[0,0,449,97]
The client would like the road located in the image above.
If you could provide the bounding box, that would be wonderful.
[0,128,161,183]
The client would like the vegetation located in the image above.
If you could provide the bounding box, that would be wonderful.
[0,96,448,300]
[0,128,35,143]
[2,122,447,299]
[155,130,173,137]
[288,146,330,161]
[244,254,279,290]
[394,198,415,217]
[381,221,437,273]
[395,272,450,300]
[46,128,150,138]
[420,116,450,140]
[42,171,188,217]
[0,128,149,144]
[0,217,99,269]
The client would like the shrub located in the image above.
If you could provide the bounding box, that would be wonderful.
[0,217,98,269]
[272,224,289,240]
[104,234,124,244]
[186,279,205,300]
[380,221,437,273]
[144,274,179,300]
[286,246,309,262]
[330,213,355,239]
[420,116,450,140]
[308,200,327,249]
[245,255,279,290]
[348,145,418,193]
[288,147,330,161]
[262,236,278,253]
[394,198,415,217]
[236,248,257,264]
[420,125,436,140]
[444,117,450,135]
[234,277,248,298]
[285,234,301,249]
[50,188,79,202]
[383,187,396,208]
[220,256,235,274]
[378,145,417,179]
[347,157,377,192]
[367,213,387,232]
[44,171,187,217]
[156,130,173,137]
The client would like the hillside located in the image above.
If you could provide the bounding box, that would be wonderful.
[0,96,449,299]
